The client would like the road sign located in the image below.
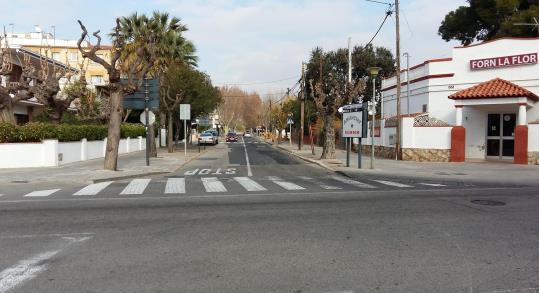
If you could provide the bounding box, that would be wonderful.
[342,104,363,138]
[140,110,155,126]
[287,117,294,125]
[123,79,160,110]
[180,104,190,120]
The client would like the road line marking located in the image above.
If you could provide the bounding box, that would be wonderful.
[234,177,267,191]
[0,232,96,239]
[120,179,151,195]
[0,235,92,293]
[201,177,227,192]
[73,181,113,196]
[372,180,413,188]
[165,178,186,194]
[23,189,61,197]
[419,183,447,187]
[330,176,375,189]
[0,249,61,293]
[297,176,341,190]
[268,176,305,190]
[241,136,253,177]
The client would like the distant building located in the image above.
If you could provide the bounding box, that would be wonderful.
[1,26,111,88]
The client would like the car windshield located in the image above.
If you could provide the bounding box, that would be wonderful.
[201,133,212,137]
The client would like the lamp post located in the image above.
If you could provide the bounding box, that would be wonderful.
[367,67,381,169]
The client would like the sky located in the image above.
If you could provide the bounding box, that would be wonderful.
[2,0,467,97]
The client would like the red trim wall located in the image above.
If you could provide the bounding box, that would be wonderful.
[382,73,455,91]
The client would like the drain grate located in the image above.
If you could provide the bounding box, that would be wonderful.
[471,199,506,206]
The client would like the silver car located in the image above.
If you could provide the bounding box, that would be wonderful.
[198,132,217,145]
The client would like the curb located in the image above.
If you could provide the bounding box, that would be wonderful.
[92,149,209,183]
[274,145,337,173]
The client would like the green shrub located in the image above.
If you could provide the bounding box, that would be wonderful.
[0,122,145,143]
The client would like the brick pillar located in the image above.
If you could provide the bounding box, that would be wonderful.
[450,126,465,162]
[514,125,528,164]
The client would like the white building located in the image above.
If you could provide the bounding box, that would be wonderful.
[377,38,539,165]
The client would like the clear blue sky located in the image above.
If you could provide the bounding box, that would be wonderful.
[2,0,466,96]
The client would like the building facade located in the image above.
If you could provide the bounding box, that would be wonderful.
[378,38,539,165]
[1,27,111,87]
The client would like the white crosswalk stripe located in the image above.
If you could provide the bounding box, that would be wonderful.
[297,176,342,190]
[74,181,113,196]
[165,178,186,194]
[234,177,267,191]
[372,180,413,188]
[120,179,151,195]
[268,176,305,190]
[201,177,227,192]
[24,189,61,197]
[330,176,375,189]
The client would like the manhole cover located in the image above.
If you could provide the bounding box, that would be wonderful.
[471,199,506,206]
[11,180,28,183]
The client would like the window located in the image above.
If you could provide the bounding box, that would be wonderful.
[52,52,61,61]
[68,52,78,62]
[422,104,428,113]
[91,75,103,85]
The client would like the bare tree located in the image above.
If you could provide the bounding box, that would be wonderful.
[77,19,154,170]
[310,73,365,159]
[161,86,184,153]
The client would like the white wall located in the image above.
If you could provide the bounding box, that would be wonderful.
[529,124,539,151]
[0,136,145,168]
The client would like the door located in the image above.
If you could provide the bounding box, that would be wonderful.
[486,113,516,159]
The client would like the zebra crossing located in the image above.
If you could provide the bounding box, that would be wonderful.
[6,176,453,200]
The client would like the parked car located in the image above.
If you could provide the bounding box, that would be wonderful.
[226,132,238,142]
[206,130,219,144]
[198,132,217,145]
[244,131,252,137]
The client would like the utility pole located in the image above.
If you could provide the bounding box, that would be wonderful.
[404,52,410,114]
[395,0,402,160]
[299,62,305,150]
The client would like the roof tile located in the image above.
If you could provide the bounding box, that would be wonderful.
[449,78,539,101]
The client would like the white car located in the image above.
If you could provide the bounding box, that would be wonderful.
[244,132,252,137]
[198,132,217,145]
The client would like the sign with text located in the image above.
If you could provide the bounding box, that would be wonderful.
[342,104,363,138]
[180,104,190,120]
[470,53,537,70]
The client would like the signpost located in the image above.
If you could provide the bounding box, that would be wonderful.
[287,113,294,146]
[180,104,191,157]
[342,104,364,169]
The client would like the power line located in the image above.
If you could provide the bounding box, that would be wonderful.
[214,75,299,86]
[365,2,394,47]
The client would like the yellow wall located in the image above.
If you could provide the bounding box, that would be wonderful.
[23,45,111,85]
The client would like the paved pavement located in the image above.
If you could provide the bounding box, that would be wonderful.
[1,136,538,293]
[274,140,539,186]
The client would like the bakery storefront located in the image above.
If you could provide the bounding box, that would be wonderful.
[379,38,539,164]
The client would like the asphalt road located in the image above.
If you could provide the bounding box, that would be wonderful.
[1,136,538,293]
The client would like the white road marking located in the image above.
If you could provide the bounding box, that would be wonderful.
[73,181,113,196]
[0,235,92,293]
[419,183,447,187]
[0,232,96,239]
[241,136,253,177]
[268,176,305,190]
[201,177,227,192]
[234,177,267,191]
[330,176,375,189]
[297,176,341,190]
[372,180,413,188]
[165,178,186,194]
[23,189,61,197]
[119,179,151,195]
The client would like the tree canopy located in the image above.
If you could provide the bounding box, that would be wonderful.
[439,0,539,45]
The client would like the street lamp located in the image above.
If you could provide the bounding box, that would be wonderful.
[367,67,382,169]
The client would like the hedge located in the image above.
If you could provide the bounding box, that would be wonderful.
[0,122,145,143]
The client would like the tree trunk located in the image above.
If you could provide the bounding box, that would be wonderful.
[320,115,336,159]
[149,124,157,157]
[104,90,123,171]
[167,111,174,153]
[0,107,16,124]
[174,119,181,146]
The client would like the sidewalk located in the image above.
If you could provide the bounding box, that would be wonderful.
[0,145,205,185]
[271,139,539,185]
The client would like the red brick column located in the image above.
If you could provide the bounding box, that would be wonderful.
[514,125,528,164]
[451,126,466,162]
